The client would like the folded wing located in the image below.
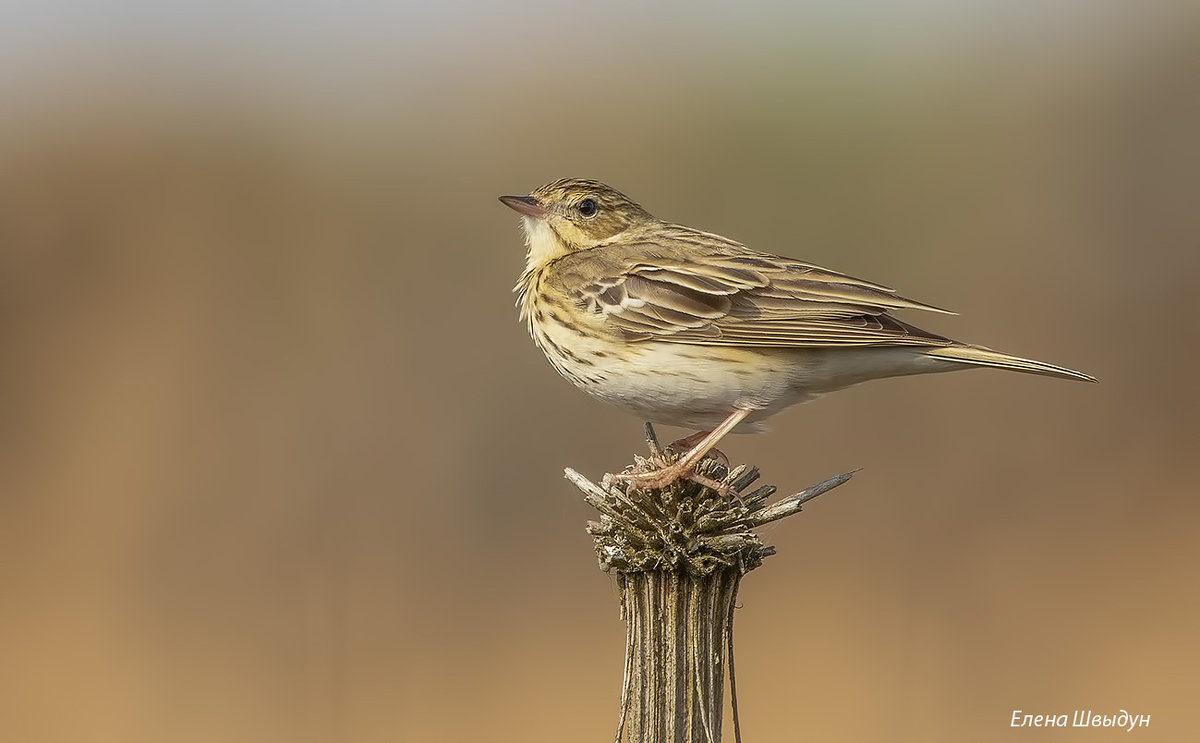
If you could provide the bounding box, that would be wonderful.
[574,248,957,348]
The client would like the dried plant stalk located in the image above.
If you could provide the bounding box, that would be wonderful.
[565,424,854,742]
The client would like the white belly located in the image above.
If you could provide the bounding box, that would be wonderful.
[562,341,815,431]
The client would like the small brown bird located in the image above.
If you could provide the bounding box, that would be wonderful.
[501,178,1095,493]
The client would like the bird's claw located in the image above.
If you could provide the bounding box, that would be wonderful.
[613,463,743,502]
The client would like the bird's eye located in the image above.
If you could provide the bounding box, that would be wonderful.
[577,198,598,218]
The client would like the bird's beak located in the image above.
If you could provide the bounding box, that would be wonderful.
[499,195,549,219]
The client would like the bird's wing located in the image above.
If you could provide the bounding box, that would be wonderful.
[573,248,957,348]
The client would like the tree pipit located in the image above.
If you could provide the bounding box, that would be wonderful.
[501,178,1095,495]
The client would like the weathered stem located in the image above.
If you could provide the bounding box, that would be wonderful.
[566,426,855,743]
[617,569,738,743]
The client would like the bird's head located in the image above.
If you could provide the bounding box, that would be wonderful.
[500,178,652,267]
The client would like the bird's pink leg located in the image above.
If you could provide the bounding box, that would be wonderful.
[665,430,729,467]
[615,408,752,494]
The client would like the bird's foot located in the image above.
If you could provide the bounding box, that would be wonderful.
[626,413,752,499]
[613,461,742,500]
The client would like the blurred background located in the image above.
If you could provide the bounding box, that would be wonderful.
[2,1,1198,740]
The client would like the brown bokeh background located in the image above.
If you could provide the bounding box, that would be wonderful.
[2,2,1198,741]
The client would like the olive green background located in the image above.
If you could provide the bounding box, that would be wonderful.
[2,2,1197,741]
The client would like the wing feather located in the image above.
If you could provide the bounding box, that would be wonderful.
[570,243,955,349]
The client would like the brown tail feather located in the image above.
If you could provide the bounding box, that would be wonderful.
[924,345,1097,383]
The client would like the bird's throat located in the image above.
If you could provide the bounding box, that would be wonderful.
[521,216,572,270]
